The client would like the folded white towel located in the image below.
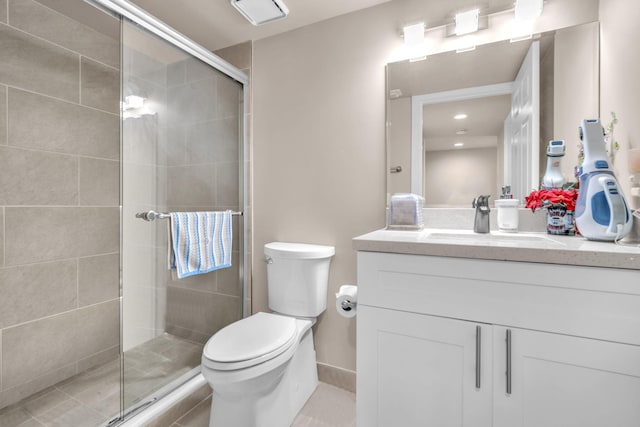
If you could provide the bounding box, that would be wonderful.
[169,211,232,279]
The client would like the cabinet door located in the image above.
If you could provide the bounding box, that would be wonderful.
[357,306,492,427]
[493,326,640,427]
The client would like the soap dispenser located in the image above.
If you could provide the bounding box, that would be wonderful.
[495,186,519,232]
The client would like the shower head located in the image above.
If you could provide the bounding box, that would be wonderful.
[230,0,289,26]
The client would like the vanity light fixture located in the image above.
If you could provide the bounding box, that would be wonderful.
[510,34,533,43]
[454,113,468,120]
[456,45,476,53]
[515,0,543,21]
[403,22,425,47]
[455,8,480,36]
[230,0,289,26]
[402,22,427,62]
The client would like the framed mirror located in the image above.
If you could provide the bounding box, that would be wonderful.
[387,21,600,207]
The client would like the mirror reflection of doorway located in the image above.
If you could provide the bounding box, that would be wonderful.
[423,95,510,207]
[419,41,540,206]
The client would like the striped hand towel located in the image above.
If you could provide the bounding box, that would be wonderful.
[169,211,232,279]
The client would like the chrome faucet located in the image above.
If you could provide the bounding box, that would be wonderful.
[472,195,491,233]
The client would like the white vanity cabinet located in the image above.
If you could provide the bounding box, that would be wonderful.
[492,326,640,427]
[358,305,493,427]
[356,251,640,427]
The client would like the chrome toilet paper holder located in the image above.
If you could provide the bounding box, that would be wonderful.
[340,299,356,311]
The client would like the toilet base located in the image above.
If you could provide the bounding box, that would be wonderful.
[209,328,318,427]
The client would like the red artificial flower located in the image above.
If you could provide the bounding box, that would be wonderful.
[525,188,578,212]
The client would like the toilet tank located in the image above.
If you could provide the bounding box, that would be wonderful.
[264,242,335,318]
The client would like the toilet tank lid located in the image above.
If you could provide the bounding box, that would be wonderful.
[264,242,335,259]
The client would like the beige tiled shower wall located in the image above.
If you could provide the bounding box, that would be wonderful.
[163,43,251,344]
[0,0,120,410]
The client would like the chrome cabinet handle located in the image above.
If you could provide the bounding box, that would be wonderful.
[506,329,512,395]
[475,325,481,389]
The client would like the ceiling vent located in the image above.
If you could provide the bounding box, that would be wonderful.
[230,0,289,26]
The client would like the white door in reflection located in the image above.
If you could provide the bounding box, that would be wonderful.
[504,41,540,201]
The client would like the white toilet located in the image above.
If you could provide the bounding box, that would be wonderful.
[201,242,335,427]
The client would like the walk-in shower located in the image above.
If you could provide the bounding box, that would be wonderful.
[0,0,248,425]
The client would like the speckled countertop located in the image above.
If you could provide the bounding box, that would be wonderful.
[353,228,640,270]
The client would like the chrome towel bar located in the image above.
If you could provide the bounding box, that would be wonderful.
[135,210,243,221]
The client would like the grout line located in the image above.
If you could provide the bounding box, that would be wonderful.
[2,206,5,267]
[80,53,119,72]
[80,344,120,366]
[0,327,2,393]
[77,147,81,208]
[2,204,119,208]
[0,252,119,270]
[0,143,119,162]
[76,257,79,309]
[2,298,120,330]
[53,393,108,423]
[78,55,82,107]
[5,83,118,117]
[28,415,50,427]
[3,83,7,146]
[0,17,118,70]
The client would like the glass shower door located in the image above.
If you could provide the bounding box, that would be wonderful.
[121,16,245,413]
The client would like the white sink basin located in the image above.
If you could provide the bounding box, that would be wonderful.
[425,230,564,245]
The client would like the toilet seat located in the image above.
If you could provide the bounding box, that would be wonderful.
[202,312,297,371]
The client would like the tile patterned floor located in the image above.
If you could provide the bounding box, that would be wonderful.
[0,334,203,427]
[0,334,355,427]
[172,382,357,427]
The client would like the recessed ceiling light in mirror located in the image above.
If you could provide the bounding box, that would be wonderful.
[454,142,465,148]
[454,113,468,120]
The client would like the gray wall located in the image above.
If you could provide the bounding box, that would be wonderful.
[0,0,119,408]
[424,147,498,208]
[600,0,640,210]
[250,0,599,376]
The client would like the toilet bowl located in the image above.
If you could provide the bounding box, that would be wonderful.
[201,242,335,427]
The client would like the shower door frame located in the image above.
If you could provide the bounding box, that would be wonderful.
[85,0,250,423]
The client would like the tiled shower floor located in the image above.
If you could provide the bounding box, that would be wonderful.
[0,334,203,427]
